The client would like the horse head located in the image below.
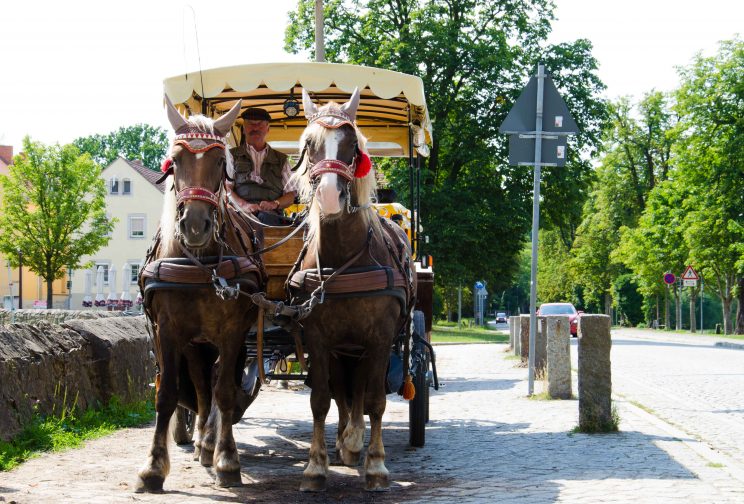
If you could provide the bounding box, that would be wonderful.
[297,88,374,221]
[163,95,241,250]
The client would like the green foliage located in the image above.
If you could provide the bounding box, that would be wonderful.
[0,395,155,471]
[537,229,573,302]
[0,137,115,307]
[73,124,169,171]
[612,274,644,326]
[285,0,607,301]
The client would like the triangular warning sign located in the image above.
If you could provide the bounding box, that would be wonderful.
[499,76,579,134]
[681,266,699,280]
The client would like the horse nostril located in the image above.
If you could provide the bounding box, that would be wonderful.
[203,219,212,234]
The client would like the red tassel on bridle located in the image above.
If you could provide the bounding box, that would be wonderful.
[161,158,173,173]
[354,151,372,178]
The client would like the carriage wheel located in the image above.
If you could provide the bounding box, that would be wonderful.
[409,310,429,447]
[172,405,196,445]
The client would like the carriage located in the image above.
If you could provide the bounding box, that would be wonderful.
[137,62,437,492]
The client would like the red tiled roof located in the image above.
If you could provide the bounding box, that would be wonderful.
[122,158,165,193]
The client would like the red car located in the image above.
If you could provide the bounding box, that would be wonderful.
[537,302,581,337]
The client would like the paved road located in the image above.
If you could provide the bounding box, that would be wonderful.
[592,328,744,472]
[2,338,744,503]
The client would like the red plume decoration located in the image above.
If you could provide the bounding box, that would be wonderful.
[354,151,372,178]
[161,158,173,173]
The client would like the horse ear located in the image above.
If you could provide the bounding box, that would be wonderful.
[213,99,243,137]
[302,88,318,118]
[341,87,360,120]
[164,94,189,132]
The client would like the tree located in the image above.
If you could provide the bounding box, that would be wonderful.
[674,38,744,334]
[73,124,169,171]
[285,0,607,302]
[0,138,115,307]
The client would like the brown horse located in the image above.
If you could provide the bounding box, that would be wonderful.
[136,97,264,491]
[288,89,416,492]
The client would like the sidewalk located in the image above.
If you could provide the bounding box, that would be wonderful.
[2,343,744,503]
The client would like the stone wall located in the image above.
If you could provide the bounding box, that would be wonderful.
[0,308,124,326]
[0,314,154,441]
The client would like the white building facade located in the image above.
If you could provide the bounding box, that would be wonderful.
[70,158,164,308]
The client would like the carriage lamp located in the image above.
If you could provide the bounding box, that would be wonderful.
[283,91,300,117]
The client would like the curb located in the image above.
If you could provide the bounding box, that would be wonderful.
[714,341,744,350]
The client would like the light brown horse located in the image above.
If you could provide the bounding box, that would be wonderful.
[136,97,264,491]
[288,89,416,492]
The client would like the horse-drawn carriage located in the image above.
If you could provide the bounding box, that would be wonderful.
[137,62,437,492]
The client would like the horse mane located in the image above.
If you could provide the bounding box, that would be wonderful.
[290,109,378,242]
[159,114,234,257]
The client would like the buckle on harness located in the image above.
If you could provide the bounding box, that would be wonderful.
[212,271,240,300]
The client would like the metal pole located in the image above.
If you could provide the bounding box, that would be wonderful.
[528,64,545,396]
[314,0,325,62]
[17,250,23,309]
[700,278,704,332]
[458,284,462,330]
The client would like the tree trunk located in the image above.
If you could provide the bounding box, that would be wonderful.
[722,298,733,335]
[46,278,53,309]
[664,285,670,329]
[736,276,744,335]
[674,285,682,331]
[689,289,696,333]
[604,292,612,317]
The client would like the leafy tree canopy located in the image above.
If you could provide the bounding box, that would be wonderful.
[73,124,168,171]
[285,0,607,292]
[0,138,115,307]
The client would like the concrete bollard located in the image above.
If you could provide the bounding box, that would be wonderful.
[578,315,615,431]
[519,315,530,361]
[546,316,572,399]
[512,316,521,356]
[535,316,547,374]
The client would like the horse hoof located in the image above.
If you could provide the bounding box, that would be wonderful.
[193,445,201,462]
[300,476,327,492]
[215,470,242,487]
[340,449,361,466]
[365,474,390,492]
[199,447,214,467]
[134,475,165,493]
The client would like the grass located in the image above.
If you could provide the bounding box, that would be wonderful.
[572,404,621,434]
[0,394,155,471]
[706,462,725,468]
[431,322,509,344]
[629,400,656,415]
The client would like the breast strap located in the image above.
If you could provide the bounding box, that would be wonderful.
[141,256,260,284]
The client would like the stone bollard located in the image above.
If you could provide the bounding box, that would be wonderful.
[519,315,530,361]
[546,316,571,399]
[578,315,615,431]
[512,316,521,356]
[535,316,547,374]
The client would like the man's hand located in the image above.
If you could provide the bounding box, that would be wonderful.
[240,201,260,213]
[258,200,280,211]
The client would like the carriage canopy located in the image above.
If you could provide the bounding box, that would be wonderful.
[163,62,432,158]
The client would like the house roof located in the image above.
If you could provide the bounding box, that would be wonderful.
[122,159,165,194]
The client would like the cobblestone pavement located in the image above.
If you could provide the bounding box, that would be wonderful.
[2,342,744,503]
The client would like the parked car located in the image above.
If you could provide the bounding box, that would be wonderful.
[495,312,508,323]
[537,302,581,336]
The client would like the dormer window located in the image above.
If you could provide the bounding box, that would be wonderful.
[110,177,119,195]
[123,178,131,195]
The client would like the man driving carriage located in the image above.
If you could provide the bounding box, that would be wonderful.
[226,107,297,225]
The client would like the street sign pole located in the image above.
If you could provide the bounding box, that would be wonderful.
[527,64,545,396]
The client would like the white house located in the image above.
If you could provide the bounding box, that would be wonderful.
[70,158,164,308]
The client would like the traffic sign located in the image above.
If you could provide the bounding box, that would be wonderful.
[683,279,698,287]
[663,273,676,285]
[508,134,567,167]
[499,75,579,135]
[681,265,699,281]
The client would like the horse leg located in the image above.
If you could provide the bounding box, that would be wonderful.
[301,350,330,492]
[135,347,179,493]
[184,348,212,463]
[339,360,366,467]
[212,341,242,487]
[330,356,350,465]
[364,349,391,491]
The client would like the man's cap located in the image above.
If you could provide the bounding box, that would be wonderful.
[241,108,271,122]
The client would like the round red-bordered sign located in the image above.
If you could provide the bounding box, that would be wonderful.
[663,273,676,285]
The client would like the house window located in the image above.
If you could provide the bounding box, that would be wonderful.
[110,177,119,195]
[129,263,140,283]
[94,263,110,285]
[128,214,146,239]
[123,178,131,195]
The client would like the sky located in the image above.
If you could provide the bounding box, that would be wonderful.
[0,0,741,152]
